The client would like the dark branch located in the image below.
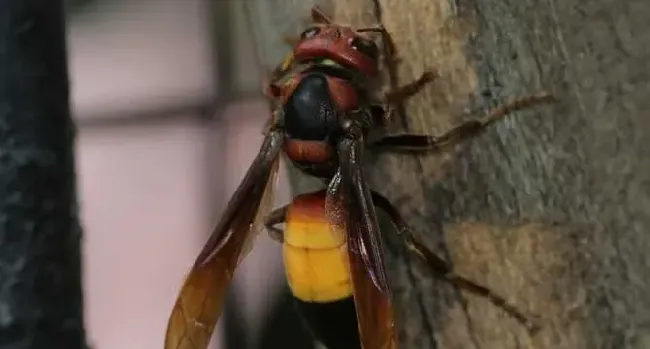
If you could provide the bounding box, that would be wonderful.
[0,1,87,348]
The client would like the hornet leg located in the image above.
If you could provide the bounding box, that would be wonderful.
[381,71,437,121]
[264,205,289,243]
[358,23,435,122]
[370,190,539,333]
[384,71,437,105]
[370,92,555,153]
[357,24,400,68]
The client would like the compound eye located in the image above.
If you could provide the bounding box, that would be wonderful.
[300,27,320,39]
[350,37,379,59]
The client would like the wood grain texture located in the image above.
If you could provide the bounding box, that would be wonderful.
[244,0,650,348]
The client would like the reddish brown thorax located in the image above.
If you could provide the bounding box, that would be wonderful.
[266,10,382,179]
[278,68,360,173]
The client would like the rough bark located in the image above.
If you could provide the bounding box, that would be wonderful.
[245,0,650,348]
[0,1,87,349]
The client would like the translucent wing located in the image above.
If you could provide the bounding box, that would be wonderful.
[164,130,284,349]
[338,137,389,293]
[346,212,398,349]
[324,169,345,233]
[325,137,397,349]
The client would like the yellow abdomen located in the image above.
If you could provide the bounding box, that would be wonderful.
[283,191,352,303]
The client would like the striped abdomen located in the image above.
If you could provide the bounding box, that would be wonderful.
[283,190,352,302]
[283,190,361,349]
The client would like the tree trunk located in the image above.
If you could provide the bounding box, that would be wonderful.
[245,0,650,348]
[0,1,87,349]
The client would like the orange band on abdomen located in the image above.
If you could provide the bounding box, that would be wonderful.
[283,191,352,303]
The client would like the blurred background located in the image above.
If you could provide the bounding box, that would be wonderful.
[67,0,318,348]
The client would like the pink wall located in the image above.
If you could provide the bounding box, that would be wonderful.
[77,117,214,349]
